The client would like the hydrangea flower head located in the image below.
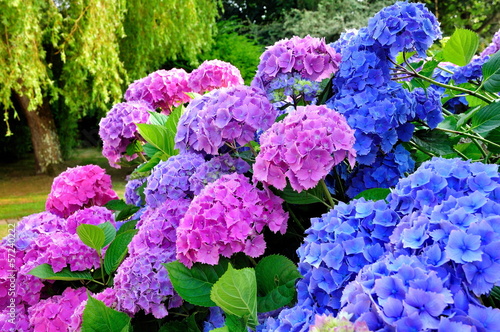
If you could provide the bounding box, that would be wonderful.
[188,59,244,94]
[28,287,87,332]
[65,206,116,234]
[452,56,489,84]
[481,28,500,57]
[114,199,189,318]
[98,100,152,168]
[252,35,341,105]
[45,165,118,218]
[175,85,277,155]
[176,173,288,267]
[144,152,206,208]
[124,68,191,114]
[254,105,356,192]
[411,87,444,129]
[124,176,147,206]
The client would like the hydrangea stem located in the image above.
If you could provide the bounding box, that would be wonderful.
[320,179,335,208]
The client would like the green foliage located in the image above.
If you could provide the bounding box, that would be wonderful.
[442,29,479,66]
[103,229,138,275]
[77,224,107,253]
[28,263,93,281]
[82,295,132,332]
[482,51,500,93]
[354,188,391,201]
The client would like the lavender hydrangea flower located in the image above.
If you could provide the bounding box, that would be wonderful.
[114,199,190,318]
[144,152,205,208]
[124,68,191,114]
[98,101,152,168]
[252,35,341,106]
[65,206,115,234]
[481,28,500,57]
[124,176,147,206]
[253,105,356,192]
[188,59,244,94]
[45,165,118,218]
[175,85,277,155]
[176,173,288,268]
[452,56,489,84]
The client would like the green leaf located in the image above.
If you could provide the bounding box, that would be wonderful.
[143,142,161,158]
[165,105,183,135]
[454,142,483,160]
[104,229,138,275]
[412,130,460,156]
[277,183,325,205]
[482,50,500,93]
[165,258,229,307]
[116,205,140,222]
[470,101,500,136]
[136,151,164,173]
[125,140,143,156]
[82,294,131,332]
[149,111,169,126]
[224,314,247,332]
[105,199,129,211]
[210,265,258,329]
[443,29,479,66]
[210,328,229,332]
[395,51,416,65]
[456,106,481,129]
[354,188,391,201]
[255,255,301,313]
[137,123,178,158]
[116,219,138,236]
[97,222,116,248]
[77,224,105,251]
[28,263,93,281]
[418,60,440,78]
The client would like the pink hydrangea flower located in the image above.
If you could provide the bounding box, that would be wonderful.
[99,101,152,168]
[253,105,356,192]
[175,85,277,155]
[0,304,30,332]
[65,206,116,234]
[45,165,118,218]
[188,59,244,94]
[124,68,191,114]
[176,173,288,268]
[28,287,87,332]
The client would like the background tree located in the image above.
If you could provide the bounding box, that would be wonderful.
[0,0,219,174]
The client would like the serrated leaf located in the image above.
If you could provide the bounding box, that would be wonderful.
[277,183,324,205]
[482,51,500,93]
[412,130,460,156]
[104,230,138,275]
[255,255,301,312]
[165,259,229,307]
[137,123,178,158]
[77,224,105,251]
[28,264,93,281]
[149,111,169,126]
[116,205,140,222]
[125,140,142,156]
[116,219,138,236]
[354,188,391,201]
[82,295,131,332]
[224,314,247,332]
[210,265,258,329]
[97,222,116,248]
[105,199,129,211]
[443,29,479,66]
[470,101,500,136]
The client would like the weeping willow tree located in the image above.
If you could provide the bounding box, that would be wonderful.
[0,0,219,173]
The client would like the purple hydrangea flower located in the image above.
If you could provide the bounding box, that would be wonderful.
[0,304,30,332]
[253,105,356,192]
[144,152,206,208]
[176,173,288,268]
[45,165,118,218]
[65,206,115,234]
[188,59,244,94]
[452,56,489,84]
[114,199,190,318]
[252,35,341,106]
[481,28,500,57]
[175,85,277,155]
[411,87,444,129]
[124,68,191,114]
[98,101,152,168]
[124,176,147,206]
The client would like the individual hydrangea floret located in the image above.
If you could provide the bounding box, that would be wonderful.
[45,165,118,218]
[330,29,359,54]
[125,68,191,114]
[124,176,147,206]
[480,28,500,57]
[113,199,190,318]
[65,206,116,234]
[98,101,152,168]
[253,105,356,192]
[176,173,288,268]
[188,59,244,94]
[175,85,277,155]
[144,152,205,208]
[252,35,341,105]
[28,287,87,332]
[310,312,370,332]
[189,154,250,195]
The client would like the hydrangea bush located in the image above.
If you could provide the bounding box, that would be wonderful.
[4,2,500,331]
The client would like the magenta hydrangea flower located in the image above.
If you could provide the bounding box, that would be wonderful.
[99,101,152,168]
[188,59,244,94]
[21,232,102,273]
[252,35,341,103]
[176,173,288,268]
[70,288,119,331]
[480,28,500,57]
[45,165,118,218]
[0,304,30,332]
[124,68,191,114]
[28,287,87,332]
[175,85,277,155]
[65,206,116,234]
[114,199,190,318]
[253,105,356,192]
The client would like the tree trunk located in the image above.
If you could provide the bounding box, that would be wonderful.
[12,91,64,175]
